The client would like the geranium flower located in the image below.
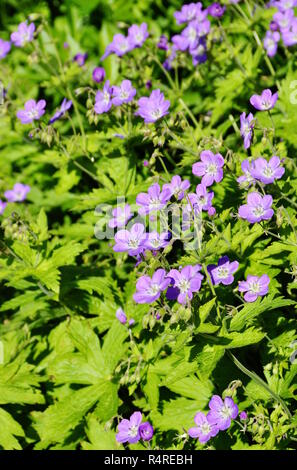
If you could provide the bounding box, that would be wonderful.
[264,31,280,57]
[4,183,30,202]
[240,112,254,149]
[112,80,136,106]
[238,274,270,302]
[108,204,133,229]
[127,23,149,48]
[113,223,146,256]
[250,156,285,184]
[188,412,219,444]
[0,39,11,59]
[17,99,46,124]
[133,269,171,304]
[10,21,35,47]
[135,89,170,123]
[238,192,274,223]
[94,80,113,114]
[237,160,256,187]
[250,89,278,111]
[192,150,224,187]
[143,231,170,251]
[136,183,171,215]
[207,395,238,431]
[167,265,204,304]
[49,98,72,124]
[207,256,239,286]
[163,175,190,201]
[116,412,143,444]
[92,67,105,83]
[0,200,7,214]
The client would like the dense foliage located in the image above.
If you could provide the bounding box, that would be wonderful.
[0,0,297,450]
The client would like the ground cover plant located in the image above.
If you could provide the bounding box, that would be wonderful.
[0,0,297,451]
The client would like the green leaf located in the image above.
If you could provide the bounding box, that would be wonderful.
[0,408,25,450]
[230,296,296,331]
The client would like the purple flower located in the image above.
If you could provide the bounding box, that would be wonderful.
[163,175,190,201]
[208,3,226,17]
[49,98,72,124]
[113,223,146,256]
[270,21,279,32]
[144,231,170,251]
[127,23,149,48]
[273,9,294,32]
[264,31,280,57]
[133,269,171,304]
[237,160,256,187]
[139,422,154,441]
[0,200,7,214]
[192,150,224,187]
[116,308,127,324]
[4,183,30,202]
[136,183,171,215]
[275,0,297,9]
[250,156,285,184]
[116,411,142,444]
[157,35,169,50]
[167,265,204,305]
[238,192,274,223]
[11,22,35,47]
[112,80,136,106]
[108,204,133,229]
[190,39,208,65]
[73,53,88,66]
[101,34,132,60]
[0,39,11,59]
[94,80,113,114]
[188,412,219,444]
[208,395,238,431]
[135,89,170,124]
[92,67,106,83]
[238,274,270,302]
[188,184,215,215]
[240,112,254,149]
[207,256,239,286]
[250,89,278,111]
[282,20,297,46]
[17,99,46,124]
[174,3,207,25]
[240,411,248,421]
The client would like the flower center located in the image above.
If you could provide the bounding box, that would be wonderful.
[148,283,160,296]
[249,281,260,293]
[178,278,190,293]
[120,90,129,99]
[199,422,211,435]
[149,197,161,209]
[28,108,39,119]
[128,237,139,249]
[151,108,162,119]
[261,100,271,109]
[129,425,139,437]
[253,205,264,217]
[220,405,233,420]
[263,166,274,177]
[217,266,229,278]
[188,27,197,42]
[207,164,217,176]
[104,92,110,104]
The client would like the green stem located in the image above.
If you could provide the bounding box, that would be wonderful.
[227,351,292,420]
